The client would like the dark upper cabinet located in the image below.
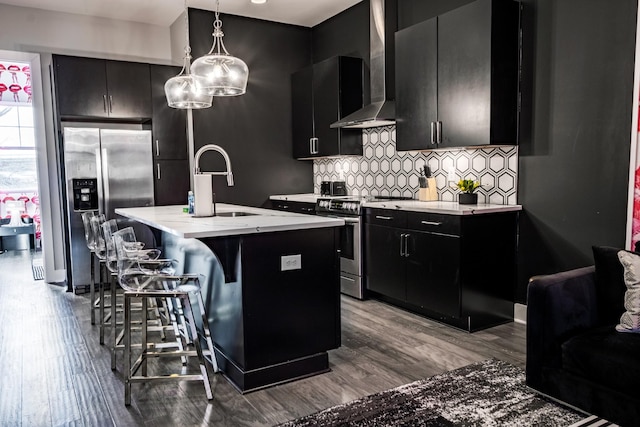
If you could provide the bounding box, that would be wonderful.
[150,65,188,160]
[54,55,152,120]
[395,0,520,151]
[292,56,364,159]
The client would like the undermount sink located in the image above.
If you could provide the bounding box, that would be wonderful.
[216,211,258,217]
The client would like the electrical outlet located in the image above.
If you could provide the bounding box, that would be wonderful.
[281,254,301,271]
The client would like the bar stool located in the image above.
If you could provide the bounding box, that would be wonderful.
[89,214,111,344]
[101,220,169,370]
[112,227,217,406]
[80,211,100,325]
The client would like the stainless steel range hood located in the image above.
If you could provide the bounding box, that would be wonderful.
[331,0,397,129]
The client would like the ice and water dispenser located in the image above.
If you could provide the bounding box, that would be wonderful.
[72,178,98,211]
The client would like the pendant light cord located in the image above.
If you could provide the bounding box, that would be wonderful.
[182,0,192,73]
[209,0,228,56]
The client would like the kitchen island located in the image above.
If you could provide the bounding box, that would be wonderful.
[115,204,344,393]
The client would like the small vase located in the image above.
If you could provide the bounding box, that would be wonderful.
[459,193,478,205]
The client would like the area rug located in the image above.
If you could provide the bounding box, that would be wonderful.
[278,358,603,427]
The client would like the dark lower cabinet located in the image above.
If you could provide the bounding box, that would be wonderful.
[406,230,460,318]
[366,224,406,301]
[364,208,517,331]
[154,159,189,206]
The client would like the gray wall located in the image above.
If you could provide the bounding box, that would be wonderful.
[516,0,637,301]
[188,9,314,207]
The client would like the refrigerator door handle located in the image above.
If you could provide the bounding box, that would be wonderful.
[100,148,110,216]
[95,148,105,215]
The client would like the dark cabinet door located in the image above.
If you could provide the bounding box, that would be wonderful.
[437,0,491,148]
[54,55,152,120]
[395,17,438,151]
[406,231,461,317]
[313,58,341,157]
[55,56,109,118]
[154,159,190,206]
[150,65,187,160]
[291,66,314,159]
[105,60,152,119]
[365,224,406,301]
[394,0,519,150]
[291,57,363,159]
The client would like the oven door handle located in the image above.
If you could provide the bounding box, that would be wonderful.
[343,217,360,224]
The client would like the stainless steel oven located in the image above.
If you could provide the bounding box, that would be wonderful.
[316,198,364,299]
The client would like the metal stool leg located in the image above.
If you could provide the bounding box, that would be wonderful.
[124,293,132,406]
[90,252,96,325]
[99,262,106,345]
[182,294,213,400]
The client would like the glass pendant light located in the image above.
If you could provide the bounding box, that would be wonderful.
[165,1,213,109]
[191,0,249,96]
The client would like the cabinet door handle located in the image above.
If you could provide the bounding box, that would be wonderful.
[375,215,393,221]
[430,121,436,144]
[103,95,107,113]
[421,220,442,226]
[108,95,113,113]
[312,137,319,154]
[399,233,405,257]
[156,163,161,180]
[404,233,410,257]
[155,139,160,157]
[436,121,442,144]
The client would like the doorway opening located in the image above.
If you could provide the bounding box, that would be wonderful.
[0,58,40,268]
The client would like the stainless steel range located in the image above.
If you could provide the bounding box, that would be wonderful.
[315,195,415,299]
[316,197,365,299]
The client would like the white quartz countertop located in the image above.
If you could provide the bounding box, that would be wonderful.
[362,200,522,215]
[115,204,344,238]
[269,193,521,215]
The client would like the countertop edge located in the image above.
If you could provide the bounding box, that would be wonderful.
[115,205,345,238]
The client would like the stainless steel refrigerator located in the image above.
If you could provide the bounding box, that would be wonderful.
[62,124,154,291]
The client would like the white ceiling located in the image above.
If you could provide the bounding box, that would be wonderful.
[0,0,363,27]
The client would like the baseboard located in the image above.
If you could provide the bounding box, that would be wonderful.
[514,303,527,325]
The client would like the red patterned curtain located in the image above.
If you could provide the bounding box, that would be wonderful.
[0,61,31,106]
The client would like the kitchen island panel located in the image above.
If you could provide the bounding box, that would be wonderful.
[132,208,343,393]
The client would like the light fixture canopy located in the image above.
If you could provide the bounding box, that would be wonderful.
[165,3,213,109]
[191,0,249,96]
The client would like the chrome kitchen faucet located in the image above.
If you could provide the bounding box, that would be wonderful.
[194,144,234,216]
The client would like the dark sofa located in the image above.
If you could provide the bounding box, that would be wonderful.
[526,259,640,427]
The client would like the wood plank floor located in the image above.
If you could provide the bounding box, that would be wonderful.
[0,249,526,426]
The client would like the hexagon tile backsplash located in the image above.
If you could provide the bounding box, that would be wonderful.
[313,126,518,205]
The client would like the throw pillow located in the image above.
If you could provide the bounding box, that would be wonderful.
[616,250,640,333]
[592,246,629,325]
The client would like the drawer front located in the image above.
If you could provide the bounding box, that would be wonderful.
[365,208,407,228]
[271,200,316,215]
[407,212,460,236]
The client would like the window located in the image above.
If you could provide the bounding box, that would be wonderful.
[0,60,37,192]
